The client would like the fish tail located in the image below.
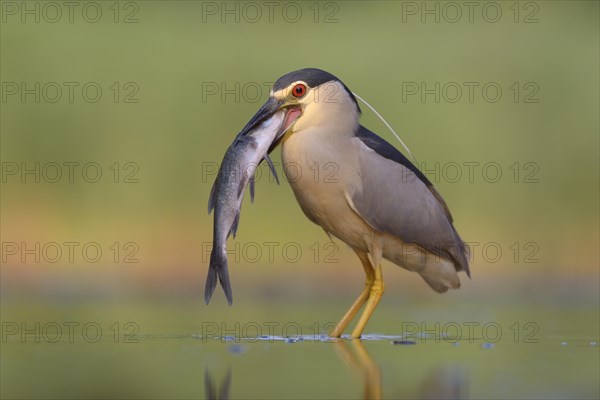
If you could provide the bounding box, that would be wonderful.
[204,246,233,306]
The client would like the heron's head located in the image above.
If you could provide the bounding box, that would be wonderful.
[238,68,361,148]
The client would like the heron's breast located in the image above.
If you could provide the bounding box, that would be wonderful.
[281,130,371,249]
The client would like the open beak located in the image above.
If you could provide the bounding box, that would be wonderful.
[238,97,302,150]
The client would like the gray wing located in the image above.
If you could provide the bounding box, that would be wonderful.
[352,126,470,276]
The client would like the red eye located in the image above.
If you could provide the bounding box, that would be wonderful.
[292,83,307,98]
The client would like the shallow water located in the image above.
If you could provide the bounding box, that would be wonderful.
[2,302,598,399]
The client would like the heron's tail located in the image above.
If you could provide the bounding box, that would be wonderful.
[419,258,461,293]
[204,247,233,305]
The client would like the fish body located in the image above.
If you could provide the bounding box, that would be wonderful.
[205,110,285,305]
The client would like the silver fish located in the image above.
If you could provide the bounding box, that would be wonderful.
[205,107,286,305]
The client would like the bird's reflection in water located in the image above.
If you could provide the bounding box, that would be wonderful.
[334,339,382,400]
[420,365,468,400]
[202,339,467,400]
[204,368,231,400]
[334,340,468,400]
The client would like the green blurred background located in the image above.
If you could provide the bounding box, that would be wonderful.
[1,1,598,399]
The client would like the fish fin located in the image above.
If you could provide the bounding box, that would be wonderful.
[219,265,233,306]
[249,175,255,203]
[230,212,240,238]
[204,254,218,304]
[205,246,233,306]
[208,181,217,214]
[264,154,279,185]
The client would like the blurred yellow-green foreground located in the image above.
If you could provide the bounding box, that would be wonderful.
[1,1,598,399]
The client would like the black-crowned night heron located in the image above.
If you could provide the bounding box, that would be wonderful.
[234,68,469,339]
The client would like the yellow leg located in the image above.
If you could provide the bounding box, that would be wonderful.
[350,262,384,339]
[330,252,374,338]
